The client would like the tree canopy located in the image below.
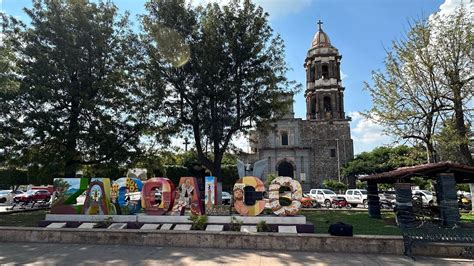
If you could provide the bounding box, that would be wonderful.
[142,0,299,181]
[365,7,473,165]
[342,145,426,178]
[0,0,161,177]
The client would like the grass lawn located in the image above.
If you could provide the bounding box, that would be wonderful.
[0,209,472,233]
[0,209,49,227]
[461,212,474,221]
[303,210,474,235]
[302,210,401,235]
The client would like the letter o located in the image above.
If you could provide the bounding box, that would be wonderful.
[233,176,266,216]
[141,177,175,215]
[268,176,302,216]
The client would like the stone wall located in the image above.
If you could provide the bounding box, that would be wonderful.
[0,226,467,257]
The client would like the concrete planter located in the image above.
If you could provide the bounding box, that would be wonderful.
[0,226,468,257]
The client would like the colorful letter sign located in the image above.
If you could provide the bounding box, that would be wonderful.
[205,176,217,209]
[112,177,143,214]
[233,176,266,216]
[141,177,176,215]
[268,176,302,216]
[83,178,115,215]
[51,178,89,214]
[50,173,305,217]
[171,176,203,216]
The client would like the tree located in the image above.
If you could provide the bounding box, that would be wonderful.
[0,14,23,165]
[430,8,473,165]
[365,7,473,164]
[434,120,472,162]
[323,179,347,194]
[1,0,160,177]
[143,0,299,181]
[364,20,445,163]
[342,145,426,178]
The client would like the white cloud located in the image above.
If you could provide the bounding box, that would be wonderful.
[430,0,473,20]
[437,0,473,16]
[186,0,310,19]
[254,0,311,19]
[340,70,348,81]
[349,112,394,155]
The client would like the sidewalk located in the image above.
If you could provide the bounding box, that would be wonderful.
[0,242,471,265]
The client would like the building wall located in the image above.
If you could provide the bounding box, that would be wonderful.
[251,117,353,191]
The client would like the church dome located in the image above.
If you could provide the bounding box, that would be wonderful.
[311,20,331,48]
[312,30,331,47]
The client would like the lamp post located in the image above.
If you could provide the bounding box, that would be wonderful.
[336,138,340,182]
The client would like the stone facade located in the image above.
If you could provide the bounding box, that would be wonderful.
[244,22,354,191]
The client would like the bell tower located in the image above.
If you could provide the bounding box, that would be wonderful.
[305,20,346,121]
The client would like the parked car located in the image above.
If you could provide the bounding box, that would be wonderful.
[412,190,434,206]
[0,190,23,203]
[0,190,11,203]
[300,193,317,208]
[344,189,368,208]
[222,191,231,205]
[14,189,51,203]
[308,189,337,207]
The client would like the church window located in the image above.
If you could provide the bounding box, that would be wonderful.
[281,131,289,146]
[322,64,329,79]
[330,148,336,157]
[323,96,332,112]
[309,64,315,81]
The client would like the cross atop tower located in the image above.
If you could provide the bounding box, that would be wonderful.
[317,20,323,31]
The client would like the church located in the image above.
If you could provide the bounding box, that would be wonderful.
[245,21,354,191]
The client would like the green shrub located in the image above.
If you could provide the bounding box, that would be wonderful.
[93,217,113,228]
[256,220,269,232]
[188,215,208,230]
[323,179,347,193]
[265,173,277,187]
[356,180,365,189]
[456,184,469,192]
[229,216,242,231]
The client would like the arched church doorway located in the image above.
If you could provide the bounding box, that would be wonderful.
[278,161,294,178]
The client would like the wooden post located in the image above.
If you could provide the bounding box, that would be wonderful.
[367,181,381,219]
[394,183,415,228]
[436,173,460,226]
[470,183,474,214]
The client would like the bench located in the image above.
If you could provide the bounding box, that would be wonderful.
[402,224,474,260]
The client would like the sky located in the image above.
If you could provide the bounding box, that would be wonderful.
[0,0,468,154]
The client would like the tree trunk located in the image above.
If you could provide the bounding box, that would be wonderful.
[425,140,437,163]
[64,97,80,178]
[452,86,473,165]
[211,152,223,183]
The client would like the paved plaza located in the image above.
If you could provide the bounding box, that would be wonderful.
[0,242,472,265]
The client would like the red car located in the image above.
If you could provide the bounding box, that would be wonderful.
[14,190,51,203]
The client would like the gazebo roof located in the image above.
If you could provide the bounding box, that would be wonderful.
[359,161,474,184]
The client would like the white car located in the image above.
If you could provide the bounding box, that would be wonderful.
[412,190,435,206]
[344,189,368,208]
[308,189,337,207]
[0,190,13,203]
